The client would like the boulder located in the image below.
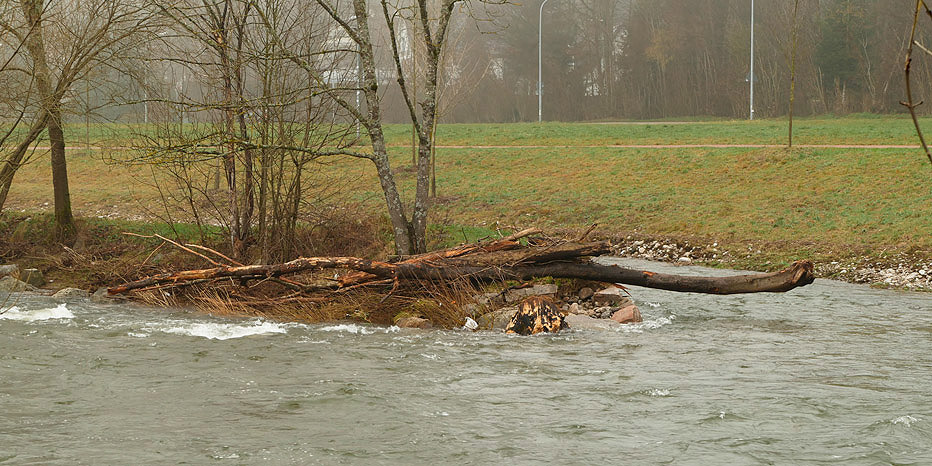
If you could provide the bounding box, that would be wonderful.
[395,316,433,329]
[475,292,506,306]
[592,306,616,319]
[52,287,91,300]
[91,286,130,304]
[610,305,642,324]
[567,302,581,315]
[0,264,19,278]
[563,314,622,331]
[592,286,634,307]
[577,287,594,301]
[21,268,45,287]
[504,284,558,303]
[477,307,518,330]
[0,275,37,293]
[505,296,566,335]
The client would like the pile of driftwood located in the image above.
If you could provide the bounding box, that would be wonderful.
[109,229,815,303]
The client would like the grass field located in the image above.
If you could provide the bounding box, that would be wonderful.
[6,115,932,272]
[44,113,932,147]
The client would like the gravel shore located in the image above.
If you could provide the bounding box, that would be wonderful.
[609,236,932,292]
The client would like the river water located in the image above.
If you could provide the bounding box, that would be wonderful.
[1,259,930,465]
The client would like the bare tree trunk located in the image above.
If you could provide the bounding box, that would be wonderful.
[109,239,816,296]
[21,0,75,241]
[353,0,415,255]
[47,107,75,241]
[0,116,49,213]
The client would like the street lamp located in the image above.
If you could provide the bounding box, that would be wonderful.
[538,0,550,123]
[749,0,755,120]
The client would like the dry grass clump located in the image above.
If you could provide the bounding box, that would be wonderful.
[130,274,487,328]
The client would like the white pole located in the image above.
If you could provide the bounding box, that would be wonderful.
[355,15,361,137]
[749,0,755,120]
[538,0,550,123]
[356,52,361,137]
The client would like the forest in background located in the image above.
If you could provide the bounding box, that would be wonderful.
[445,0,932,122]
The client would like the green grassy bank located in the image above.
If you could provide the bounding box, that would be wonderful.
[5,116,931,278]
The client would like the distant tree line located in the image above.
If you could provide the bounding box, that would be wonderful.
[432,0,932,122]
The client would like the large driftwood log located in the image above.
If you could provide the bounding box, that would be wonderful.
[109,236,815,296]
[392,260,815,294]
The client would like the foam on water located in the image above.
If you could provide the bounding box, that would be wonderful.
[319,323,400,335]
[0,304,74,322]
[155,320,292,340]
[616,315,675,333]
[892,415,921,427]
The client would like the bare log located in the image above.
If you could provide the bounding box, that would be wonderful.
[108,257,396,295]
[442,241,612,267]
[393,260,815,294]
[110,251,814,295]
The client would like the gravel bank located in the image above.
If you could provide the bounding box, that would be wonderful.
[609,236,932,292]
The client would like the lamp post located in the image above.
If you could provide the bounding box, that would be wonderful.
[749,0,755,120]
[538,0,550,123]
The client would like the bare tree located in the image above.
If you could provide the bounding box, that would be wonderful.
[255,0,498,254]
[0,0,149,240]
[903,0,932,165]
[130,0,362,260]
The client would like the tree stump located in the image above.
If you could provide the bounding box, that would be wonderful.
[505,296,567,335]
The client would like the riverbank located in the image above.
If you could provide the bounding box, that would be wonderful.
[603,233,932,292]
[4,118,930,301]
[0,213,927,325]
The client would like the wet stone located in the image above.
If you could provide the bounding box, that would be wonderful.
[504,284,559,303]
[477,307,518,330]
[395,317,433,329]
[563,314,621,331]
[592,287,634,307]
[0,276,36,292]
[21,269,45,287]
[53,288,91,300]
[0,264,19,278]
[611,305,642,324]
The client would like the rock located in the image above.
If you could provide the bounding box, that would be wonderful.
[678,256,691,263]
[563,314,621,331]
[477,307,518,330]
[21,268,45,287]
[91,286,130,304]
[52,287,91,300]
[504,284,558,303]
[577,287,594,301]
[592,287,634,307]
[592,306,616,319]
[395,316,433,329]
[0,276,37,292]
[0,264,19,278]
[611,305,642,324]
[567,302,581,314]
[505,296,566,335]
[475,292,505,306]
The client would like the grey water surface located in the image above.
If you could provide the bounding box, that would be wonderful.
[1,258,930,465]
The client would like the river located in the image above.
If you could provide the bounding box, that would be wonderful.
[1,259,930,464]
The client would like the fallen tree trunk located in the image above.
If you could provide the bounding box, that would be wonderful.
[109,240,814,296]
[393,260,815,294]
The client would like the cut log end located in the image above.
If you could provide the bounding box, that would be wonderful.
[505,296,567,335]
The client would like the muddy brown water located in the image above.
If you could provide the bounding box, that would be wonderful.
[1,258,930,464]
